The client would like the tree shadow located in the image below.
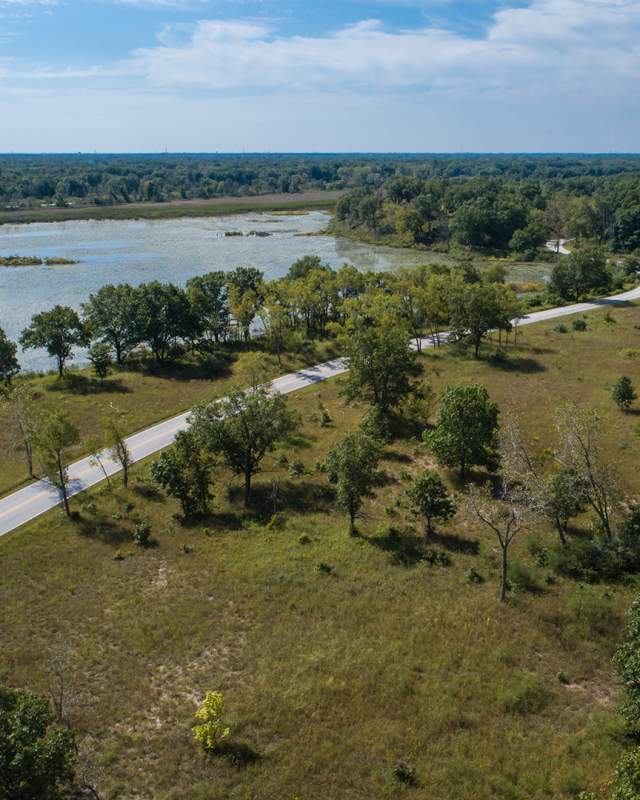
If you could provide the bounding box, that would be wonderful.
[48,374,130,395]
[429,529,480,555]
[367,526,428,567]
[75,513,132,545]
[231,479,336,517]
[125,351,234,382]
[215,739,260,767]
[486,355,546,374]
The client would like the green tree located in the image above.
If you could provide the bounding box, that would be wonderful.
[407,469,456,536]
[326,431,381,536]
[227,267,265,342]
[426,385,500,479]
[448,281,504,358]
[612,748,640,800]
[185,271,229,345]
[1,383,39,479]
[550,247,611,300]
[20,305,89,378]
[612,376,637,411]
[81,283,140,364]
[0,684,76,800]
[615,597,640,733]
[190,387,297,506]
[34,410,80,517]
[342,324,421,414]
[134,281,195,363]
[0,326,19,384]
[150,430,213,517]
[88,342,112,383]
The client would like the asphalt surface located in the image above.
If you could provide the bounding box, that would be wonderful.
[1,277,639,537]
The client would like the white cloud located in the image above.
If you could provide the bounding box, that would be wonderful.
[119,0,640,98]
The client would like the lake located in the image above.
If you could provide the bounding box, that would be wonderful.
[0,211,434,372]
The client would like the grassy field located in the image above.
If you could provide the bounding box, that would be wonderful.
[3,304,640,799]
[0,343,339,497]
[0,192,341,225]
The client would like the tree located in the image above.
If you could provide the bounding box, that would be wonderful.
[1,383,39,479]
[556,406,621,540]
[550,247,611,300]
[341,324,421,414]
[134,281,195,363]
[612,748,640,800]
[501,417,587,545]
[615,597,640,733]
[81,283,140,364]
[426,385,500,479]
[259,294,292,367]
[20,305,89,378]
[326,431,381,535]
[34,410,80,517]
[407,469,456,536]
[612,376,637,411]
[227,267,265,342]
[0,326,19,384]
[448,281,508,358]
[190,387,297,506]
[104,404,132,488]
[150,430,213,517]
[466,479,527,602]
[192,691,230,753]
[88,342,112,383]
[0,684,76,800]
[185,271,229,345]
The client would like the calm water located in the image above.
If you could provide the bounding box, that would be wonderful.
[0,211,432,372]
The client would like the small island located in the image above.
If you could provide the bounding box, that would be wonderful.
[0,254,78,267]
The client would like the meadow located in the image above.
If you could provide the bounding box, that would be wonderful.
[2,303,640,798]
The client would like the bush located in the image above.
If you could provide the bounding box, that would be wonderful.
[465,567,484,584]
[361,406,392,443]
[499,672,550,715]
[553,323,568,333]
[422,549,452,567]
[316,562,333,574]
[549,537,638,583]
[508,561,541,594]
[572,317,587,331]
[392,761,417,786]
[192,691,230,752]
[569,585,617,636]
[133,522,151,547]
[288,458,305,477]
[612,747,640,800]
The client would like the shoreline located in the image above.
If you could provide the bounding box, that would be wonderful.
[0,191,341,226]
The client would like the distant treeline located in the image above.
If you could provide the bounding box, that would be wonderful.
[335,171,640,254]
[2,153,640,210]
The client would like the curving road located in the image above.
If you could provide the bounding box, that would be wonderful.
[1,280,639,538]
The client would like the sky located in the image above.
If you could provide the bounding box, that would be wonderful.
[0,0,638,152]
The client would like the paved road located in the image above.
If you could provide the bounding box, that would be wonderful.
[1,284,639,537]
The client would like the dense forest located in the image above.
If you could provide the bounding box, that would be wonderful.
[2,153,640,217]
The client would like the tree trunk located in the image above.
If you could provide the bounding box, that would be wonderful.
[122,458,128,488]
[348,507,356,536]
[500,545,508,602]
[426,517,433,538]
[244,465,252,507]
[57,356,64,379]
[57,453,70,517]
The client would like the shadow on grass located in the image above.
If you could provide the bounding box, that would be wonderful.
[367,526,428,567]
[48,374,130,395]
[429,529,479,555]
[74,513,132,545]
[229,479,336,518]
[125,351,235,382]
[215,740,260,767]
[486,355,546,374]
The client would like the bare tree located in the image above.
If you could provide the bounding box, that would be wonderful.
[466,478,527,602]
[1,383,39,479]
[502,416,586,546]
[555,406,621,541]
[105,404,132,488]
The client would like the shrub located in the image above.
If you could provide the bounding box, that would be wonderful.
[318,402,332,428]
[572,317,587,331]
[361,406,392,443]
[133,522,151,547]
[422,549,452,567]
[316,562,333,574]
[508,561,541,594]
[288,458,305,477]
[465,567,484,584]
[298,534,311,545]
[193,691,230,752]
[499,672,550,715]
[612,747,640,800]
[569,585,617,636]
[553,323,568,333]
[392,761,417,786]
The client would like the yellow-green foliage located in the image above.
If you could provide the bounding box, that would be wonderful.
[193,691,230,752]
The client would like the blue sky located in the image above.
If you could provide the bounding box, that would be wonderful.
[0,0,638,152]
